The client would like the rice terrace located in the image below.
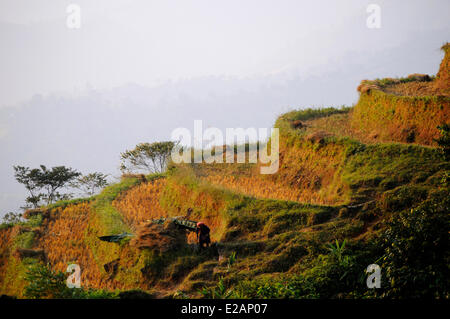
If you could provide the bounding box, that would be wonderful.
[0,2,448,310]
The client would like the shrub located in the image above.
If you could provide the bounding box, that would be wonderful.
[200,277,235,299]
[379,192,450,298]
[24,263,117,299]
[24,262,72,298]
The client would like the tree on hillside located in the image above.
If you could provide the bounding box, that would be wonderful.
[120,141,175,174]
[379,191,450,298]
[13,165,81,208]
[72,172,109,196]
[13,166,44,208]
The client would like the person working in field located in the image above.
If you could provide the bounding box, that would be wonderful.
[196,222,211,248]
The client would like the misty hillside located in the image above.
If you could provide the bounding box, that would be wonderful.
[0,44,448,299]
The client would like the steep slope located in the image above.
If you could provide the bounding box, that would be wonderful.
[435,43,450,96]
[197,107,446,207]
[351,43,449,145]
[0,45,449,299]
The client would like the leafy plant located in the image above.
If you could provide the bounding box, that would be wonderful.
[200,277,235,299]
[24,263,70,298]
[327,239,347,265]
[379,192,450,298]
[24,263,117,299]
[227,251,236,270]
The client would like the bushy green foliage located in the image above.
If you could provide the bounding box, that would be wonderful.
[327,239,347,264]
[379,192,450,298]
[200,277,240,299]
[24,263,117,299]
[24,262,71,298]
[203,258,358,299]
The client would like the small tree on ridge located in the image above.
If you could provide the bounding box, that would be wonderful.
[120,141,175,174]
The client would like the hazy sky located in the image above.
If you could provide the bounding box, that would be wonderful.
[0,0,449,215]
[1,0,449,107]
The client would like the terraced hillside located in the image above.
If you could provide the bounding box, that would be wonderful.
[0,44,448,299]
